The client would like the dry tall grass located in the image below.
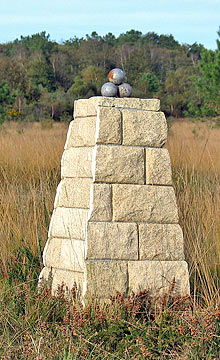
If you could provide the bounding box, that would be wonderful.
[0,122,67,279]
[0,119,220,305]
[167,120,220,305]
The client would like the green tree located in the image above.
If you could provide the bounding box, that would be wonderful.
[137,73,160,97]
[0,82,17,123]
[163,66,198,117]
[102,32,116,46]
[27,58,55,94]
[141,32,180,49]
[63,36,83,49]
[0,56,27,93]
[186,42,205,66]
[0,28,218,122]
[50,48,76,90]
[193,36,220,116]
[14,31,55,60]
[158,34,180,49]
[117,30,142,46]
[141,32,160,45]
[81,65,105,92]
[39,87,72,120]
[67,76,86,99]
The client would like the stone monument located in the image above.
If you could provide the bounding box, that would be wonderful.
[40,96,190,301]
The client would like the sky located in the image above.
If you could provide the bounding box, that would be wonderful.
[0,0,219,49]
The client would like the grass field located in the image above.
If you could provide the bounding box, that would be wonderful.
[0,122,67,280]
[0,119,220,358]
[167,120,220,305]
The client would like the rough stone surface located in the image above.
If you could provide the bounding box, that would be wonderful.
[64,117,96,149]
[54,178,92,209]
[53,181,63,209]
[86,261,128,298]
[49,207,88,240]
[39,267,84,297]
[74,96,160,118]
[61,147,93,178]
[128,261,190,296]
[44,237,85,272]
[97,107,121,144]
[74,98,99,118]
[74,97,160,119]
[139,224,185,260]
[122,110,167,147]
[40,96,190,300]
[94,145,144,184]
[87,222,138,260]
[96,97,160,111]
[145,148,172,185]
[39,266,51,283]
[89,184,112,221]
[112,184,179,223]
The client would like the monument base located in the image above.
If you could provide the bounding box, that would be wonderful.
[40,97,190,300]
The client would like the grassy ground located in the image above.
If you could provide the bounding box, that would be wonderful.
[0,122,67,279]
[0,119,220,359]
[167,120,220,305]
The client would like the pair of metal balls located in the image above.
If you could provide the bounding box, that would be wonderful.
[101,68,133,98]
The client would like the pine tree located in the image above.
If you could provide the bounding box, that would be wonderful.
[195,28,220,116]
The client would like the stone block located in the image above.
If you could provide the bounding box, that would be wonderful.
[39,267,84,297]
[44,237,85,272]
[86,260,128,298]
[55,178,92,209]
[64,117,96,149]
[112,184,179,223]
[53,181,63,209]
[122,110,167,147]
[39,266,51,283]
[145,148,172,185]
[139,224,185,260]
[96,97,160,111]
[49,207,88,240]
[87,222,138,260]
[74,97,160,118]
[61,147,93,178]
[128,261,190,296]
[97,107,121,144]
[51,268,84,297]
[89,184,112,221]
[42,237,60,268]
[94,145,144,184]
[74,98,99,118]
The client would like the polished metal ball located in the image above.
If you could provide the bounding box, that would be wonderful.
[101,82,118,97]
[108,68,125,85]
[118,83,133,98]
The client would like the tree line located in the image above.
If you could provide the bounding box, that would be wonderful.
[0,29,219,123]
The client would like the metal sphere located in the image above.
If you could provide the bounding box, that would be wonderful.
[108,68,125,85]
[101,82,118,97]
[118,83,133,98]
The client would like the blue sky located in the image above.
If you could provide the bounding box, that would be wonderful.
[0,0,219,49]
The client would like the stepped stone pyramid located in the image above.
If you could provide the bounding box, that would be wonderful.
[40,96,190,300]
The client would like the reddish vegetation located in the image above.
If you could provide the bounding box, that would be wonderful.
[1,283,220,359]
[1,121,220,358]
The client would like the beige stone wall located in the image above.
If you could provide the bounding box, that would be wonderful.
[40,96,190,299]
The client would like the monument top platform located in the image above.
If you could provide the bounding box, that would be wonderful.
[74,96,160,118]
